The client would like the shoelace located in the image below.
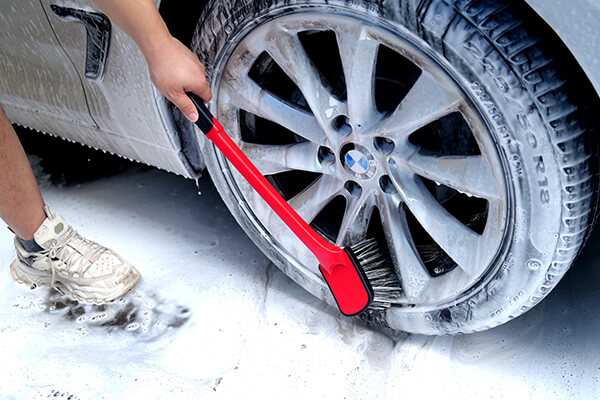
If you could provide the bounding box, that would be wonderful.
[44,231,105,287]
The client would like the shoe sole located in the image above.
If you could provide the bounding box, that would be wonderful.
[10,259,140,304]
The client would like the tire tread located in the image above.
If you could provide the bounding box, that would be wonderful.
[444,0,597,332]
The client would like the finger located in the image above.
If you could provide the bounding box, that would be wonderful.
[190,81,213,103]
[196,86,213,103]
[170,92,199,122]
[189,62,212,103]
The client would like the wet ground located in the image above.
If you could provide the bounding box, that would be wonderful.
[0,132,598,399]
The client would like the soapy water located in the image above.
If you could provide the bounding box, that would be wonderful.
[31,389,81,399]
[12,283,191,341]
[6,126,598,399]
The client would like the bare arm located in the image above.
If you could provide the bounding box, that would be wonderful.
[92,0,211,122]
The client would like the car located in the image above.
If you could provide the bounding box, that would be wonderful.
[1,0,599,335]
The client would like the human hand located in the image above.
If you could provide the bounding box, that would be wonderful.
[144,35,212,122]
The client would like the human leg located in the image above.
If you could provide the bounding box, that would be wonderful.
[1,106,140,302]
[0,106,45,240]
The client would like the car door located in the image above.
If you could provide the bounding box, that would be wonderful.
[38,0,201,176]
[0,1,96,132]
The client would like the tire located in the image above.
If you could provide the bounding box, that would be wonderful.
[191,0,597,334]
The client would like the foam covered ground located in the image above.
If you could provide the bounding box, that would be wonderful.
[0,142,598,399]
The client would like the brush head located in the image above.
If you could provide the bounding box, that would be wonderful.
[319,246,374,317]
[350,239,403,310]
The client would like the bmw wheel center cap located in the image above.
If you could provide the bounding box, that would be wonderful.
[341,144,377,179]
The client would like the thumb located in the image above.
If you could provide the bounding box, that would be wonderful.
[171,92,199,122]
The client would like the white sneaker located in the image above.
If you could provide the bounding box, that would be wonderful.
[10,205,140,303]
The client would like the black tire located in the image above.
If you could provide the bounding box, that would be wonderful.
[192,0,597,334]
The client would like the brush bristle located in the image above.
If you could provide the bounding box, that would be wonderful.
[350,239,403,310]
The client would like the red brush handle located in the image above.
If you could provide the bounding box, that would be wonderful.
[188,94,372,315]
[207,118,341,262]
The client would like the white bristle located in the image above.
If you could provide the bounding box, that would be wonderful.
[350,238,403,311]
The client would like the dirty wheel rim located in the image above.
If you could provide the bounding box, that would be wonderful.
[212,11,509,307]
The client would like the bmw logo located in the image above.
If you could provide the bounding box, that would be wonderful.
[341,144,377,179]
[346,150,370,174]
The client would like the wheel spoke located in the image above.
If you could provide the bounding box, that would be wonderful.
[241,142,325,176]
[220,78,324,144]
[406,153,501,200]
[336,25,380,129]
[379,193,432,303]
[388,163,492,276]
[265,27,346,134]
[370,70,461,138]
[336,192,376,246]
[288,175,342,223]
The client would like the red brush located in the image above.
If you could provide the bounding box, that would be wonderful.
[188,93,374,316]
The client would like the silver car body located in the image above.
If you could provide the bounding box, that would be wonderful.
[0,0,199,178]
[0,0,598,175]
[526,0,600,96]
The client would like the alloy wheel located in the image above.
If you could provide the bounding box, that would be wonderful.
[213,12,509,307]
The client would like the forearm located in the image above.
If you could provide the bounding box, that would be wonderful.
[91,0,170,60]
[91,0,212,116]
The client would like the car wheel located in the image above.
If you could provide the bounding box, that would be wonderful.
[192,0,597,334]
